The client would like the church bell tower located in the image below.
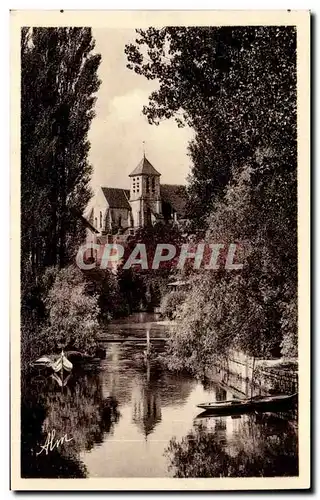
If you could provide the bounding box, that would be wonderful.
[129,155,161,228]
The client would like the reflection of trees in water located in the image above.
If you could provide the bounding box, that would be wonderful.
[156,371,196,406]
[134,368,196,407]
[165,413,298,478]
[21,370,120,478]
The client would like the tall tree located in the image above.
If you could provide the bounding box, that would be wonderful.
[21,27,101,277]
[127,27,298,359]
[125,26,296,225]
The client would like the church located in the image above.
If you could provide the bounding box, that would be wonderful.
[84,155,188,245]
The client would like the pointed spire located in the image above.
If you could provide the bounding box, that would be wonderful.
[129,154,161,177]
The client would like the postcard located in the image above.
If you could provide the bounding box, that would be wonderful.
[11,9,310,491]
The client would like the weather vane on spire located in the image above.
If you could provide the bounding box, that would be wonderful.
[142,140,146,158]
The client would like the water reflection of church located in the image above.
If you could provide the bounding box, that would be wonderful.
[131,383,162,438]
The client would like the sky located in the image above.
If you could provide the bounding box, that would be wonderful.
[88,28,194,193]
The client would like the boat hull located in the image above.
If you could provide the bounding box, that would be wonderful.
[197,394,297,414]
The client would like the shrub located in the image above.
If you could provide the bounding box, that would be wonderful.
[84,267,130,319]
[160,290,186,320]
[39,265,100,354]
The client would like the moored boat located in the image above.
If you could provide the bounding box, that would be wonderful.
[52,350,73,373]
[197,399,251,413]
[197,393,297,413]
[251,393,297,409]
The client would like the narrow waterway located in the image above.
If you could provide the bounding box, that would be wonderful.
[21,313,298,478]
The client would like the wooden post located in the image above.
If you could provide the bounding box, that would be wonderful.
[146,328,150,354]
[250,356,256,399]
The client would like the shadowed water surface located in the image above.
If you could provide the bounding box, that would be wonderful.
[21,313,298,478]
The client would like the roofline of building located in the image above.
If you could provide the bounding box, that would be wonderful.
[128,172,161,177]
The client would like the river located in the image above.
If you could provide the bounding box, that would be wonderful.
[21,313,298,479]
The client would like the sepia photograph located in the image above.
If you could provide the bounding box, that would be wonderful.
[10,10,310,490]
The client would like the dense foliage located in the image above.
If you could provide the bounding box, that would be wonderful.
[21,28,101,365]
[125,26,296,225]
[126,26,298,365]
[160,290,187,320]
[21,27,101,272]
[39,266,100,354]
[116,222,187,312]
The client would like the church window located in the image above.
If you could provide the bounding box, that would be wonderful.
[146,177,150,191]
[95,217,97,228]
[100,211,103,228]
[152,177,156,192]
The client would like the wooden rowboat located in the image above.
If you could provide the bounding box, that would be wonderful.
[52,350,73,373]
[197,393,297,413]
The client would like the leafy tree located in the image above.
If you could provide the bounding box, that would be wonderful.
[160,290,187,320]
[126,26,297,360]
[84,266,131,319]
[280,297,298,358]
[39,265,100,354]
[164,163,296,373]
[114,222,187,312]
[21,27,101,275]
[125,26,296,224]
[21,28,101,364]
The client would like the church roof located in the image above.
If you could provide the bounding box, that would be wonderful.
[129,156,161,177]
[100,184,188,217]
[160,184,188,217]
[101,187,131,210]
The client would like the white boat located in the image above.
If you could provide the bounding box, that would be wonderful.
[52,350,73,373]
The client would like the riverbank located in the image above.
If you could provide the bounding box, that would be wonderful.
[206,351,298,399]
